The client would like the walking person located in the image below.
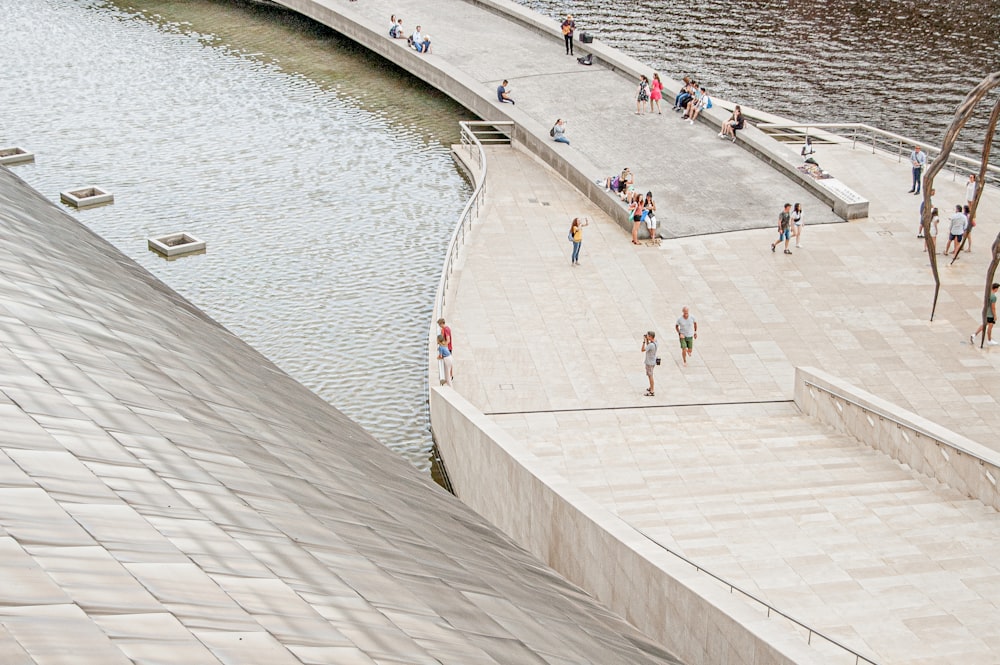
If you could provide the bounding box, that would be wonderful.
[791,203,804,248]
[971,283,999,346]
[908,145,926,195]
[437,334,454,386]
[771,203,793,254]
[569,217,588,265]
[650,72,664,114]
[641,331,657,396]
[561,14,575,55]
[675,307,697,366]
[636,75,650,115]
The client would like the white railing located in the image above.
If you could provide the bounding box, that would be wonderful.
[428,121,512,386]
[757,122,1000,186]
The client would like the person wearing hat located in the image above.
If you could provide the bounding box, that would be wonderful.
[561,14,576,55]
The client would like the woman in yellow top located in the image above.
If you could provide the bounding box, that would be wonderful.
[570,217,589,265]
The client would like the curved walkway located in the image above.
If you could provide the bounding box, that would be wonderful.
[278,0,842,236]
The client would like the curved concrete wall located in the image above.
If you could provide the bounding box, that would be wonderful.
[429,385,826,665]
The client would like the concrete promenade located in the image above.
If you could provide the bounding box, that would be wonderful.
[278,0,843,236]
[443,137,1000,665]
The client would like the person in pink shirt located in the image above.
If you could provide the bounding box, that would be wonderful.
[650,73,664,114]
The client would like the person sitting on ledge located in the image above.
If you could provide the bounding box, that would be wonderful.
[674,79,695,112]
[497,80,515,105]
[389,17,405,39]
[719,105,744,141]
[410,26,431,53]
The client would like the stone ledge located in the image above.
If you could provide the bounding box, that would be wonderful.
[795,366,1000,511]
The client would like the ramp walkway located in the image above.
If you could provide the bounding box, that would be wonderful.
[281,0,843,236]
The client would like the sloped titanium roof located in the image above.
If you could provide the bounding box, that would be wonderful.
[0,168,682,665]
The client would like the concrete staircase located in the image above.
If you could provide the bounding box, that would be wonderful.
[494,402,1000,665]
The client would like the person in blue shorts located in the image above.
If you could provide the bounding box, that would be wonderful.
[771,203,793,255]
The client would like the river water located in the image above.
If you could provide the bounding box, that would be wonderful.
[0,0,471,472]
[519,0,1000,158]
[4,0,995,475]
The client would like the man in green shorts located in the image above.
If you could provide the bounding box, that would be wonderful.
[675,306,697,365]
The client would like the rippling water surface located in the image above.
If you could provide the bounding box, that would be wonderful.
[1,0,472,472]
[519,0,999,156]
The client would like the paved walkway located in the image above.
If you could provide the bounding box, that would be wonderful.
[342,0,842,235]
[445,138,1000,664]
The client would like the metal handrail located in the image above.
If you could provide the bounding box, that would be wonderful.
[428,121,513,386]
[633,526,879,665]
[757,121,1000,185]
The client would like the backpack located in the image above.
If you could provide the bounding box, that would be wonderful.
[550,125,556,138]
[705,97,713,109]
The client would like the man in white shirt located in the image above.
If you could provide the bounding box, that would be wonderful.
[675,307,698,366]
[944,204,968,257]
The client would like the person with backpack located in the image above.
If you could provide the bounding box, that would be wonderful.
[685,87,711,124]
[550,118,569,144]
[569,217,589,265]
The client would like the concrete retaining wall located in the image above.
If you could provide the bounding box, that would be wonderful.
[430,385,826,665]
[795,367,1000,511]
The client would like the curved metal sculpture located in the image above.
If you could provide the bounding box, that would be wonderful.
[920,72,1000,326]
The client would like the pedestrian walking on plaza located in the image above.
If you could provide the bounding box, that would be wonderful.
[792,203,804,248]
[650,73,664,114]
[551,118,570,144]
[771,203,793,254]
[569,217,588,265]
[437,334,454,386]
[675,307,697,366]
[641,331,658,396]
[636,75,650,115]
[944,204,968,257]
[561,14,575,55]
[971,283,999,347]
[908,145,926,195]
[966,174,977,208]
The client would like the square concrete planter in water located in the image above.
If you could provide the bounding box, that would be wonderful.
[0,147,35,166]
[148,232,206,258]
[61,186,114,208]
